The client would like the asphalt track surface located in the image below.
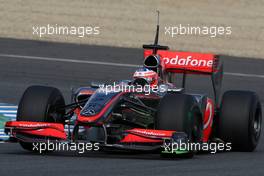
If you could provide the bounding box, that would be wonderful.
[0,38,264,176]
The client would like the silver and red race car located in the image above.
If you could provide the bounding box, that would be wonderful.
[4,14,262,157]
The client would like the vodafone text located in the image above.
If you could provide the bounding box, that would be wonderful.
[163,55,213,67]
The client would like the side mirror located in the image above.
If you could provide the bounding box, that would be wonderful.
[90,82,105,88]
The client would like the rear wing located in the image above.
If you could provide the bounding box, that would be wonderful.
[144,49,221,74]
[142,12,223,106]
[143,49,223,106]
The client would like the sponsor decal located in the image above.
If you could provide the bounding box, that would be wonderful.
[143,49,216,73]
[128,129,172,137]
[203,102,213,129]
[163,55,213,67]
[18,123,49,128]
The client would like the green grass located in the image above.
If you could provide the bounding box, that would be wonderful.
[0,114,11,129]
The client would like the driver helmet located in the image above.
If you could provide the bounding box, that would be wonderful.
[133,67,158,86]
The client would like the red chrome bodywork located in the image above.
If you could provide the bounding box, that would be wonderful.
[5,91,216,144]
[4,49,220,149]
[5,121,67,140]
[203,98,214,142]
[77,92,124,124]
[121,128,175,143]
[121,134,162,143]
[144,49,217,74]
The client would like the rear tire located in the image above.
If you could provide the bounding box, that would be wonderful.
[218,90,262,152]
[17,85,65,151]
[156,93,203,157]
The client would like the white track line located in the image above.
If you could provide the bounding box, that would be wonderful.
[0,53,264,79]
[0,53,140,68]
[0,110,17,113]
[225,72,264,79]
[2,114,16,117]
[0,106,18,108]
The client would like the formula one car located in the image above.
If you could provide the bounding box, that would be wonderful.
[4,13,262,157]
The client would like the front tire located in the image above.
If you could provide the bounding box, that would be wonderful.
[156,93,203,157]
[17,85,65,151]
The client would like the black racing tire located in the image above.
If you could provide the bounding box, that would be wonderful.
[17,85,65,122]
[156,93,203,156]
[17,85,65,151]
[218,90,262,152]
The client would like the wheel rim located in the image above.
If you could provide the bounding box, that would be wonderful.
[46,96,65,122]
[253,106,261,140]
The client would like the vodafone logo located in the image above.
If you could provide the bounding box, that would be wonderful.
[163,55,213,67]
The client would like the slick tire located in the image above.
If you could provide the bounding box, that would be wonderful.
[218,90,262,152]
[17,85,65,151]
[156,93,203,157]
